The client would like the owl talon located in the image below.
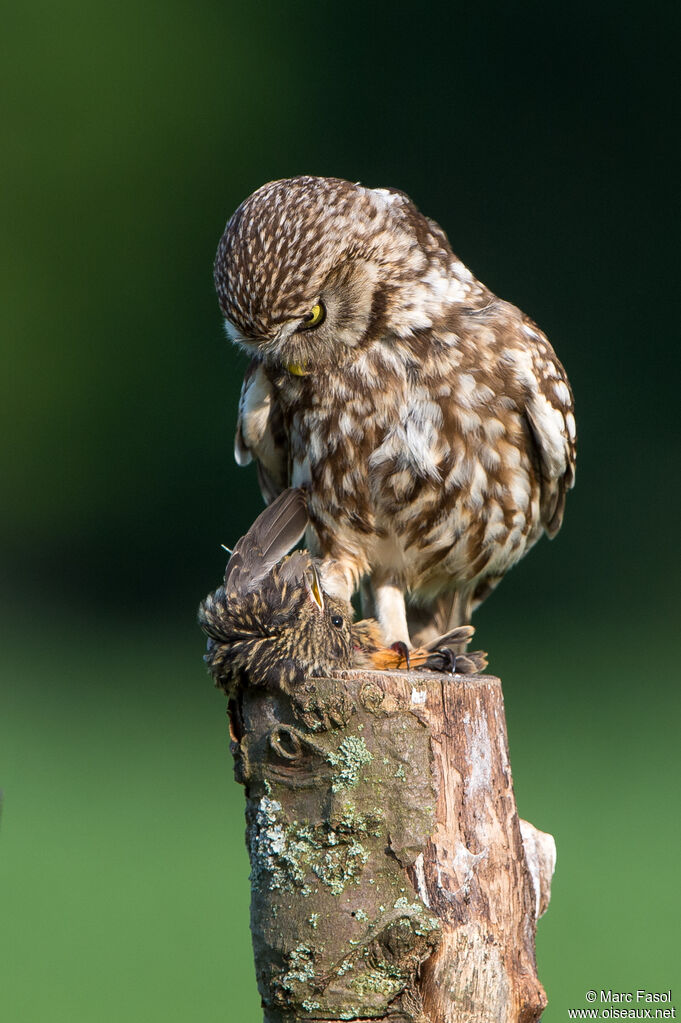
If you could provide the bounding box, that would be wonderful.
[425,647,488,675]
[431,646,457,674]
[390,641,411,670]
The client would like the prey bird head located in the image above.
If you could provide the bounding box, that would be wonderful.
[198,488,355,692]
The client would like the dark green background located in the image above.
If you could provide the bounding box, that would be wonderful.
[2,2,679,1019]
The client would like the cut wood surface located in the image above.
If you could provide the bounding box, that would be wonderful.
[229,669,554,1022]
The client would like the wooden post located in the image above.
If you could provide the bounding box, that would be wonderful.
[228,668,555,1023]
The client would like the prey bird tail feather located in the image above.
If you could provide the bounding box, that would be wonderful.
[223,488,308,596]
[424,624,475,652]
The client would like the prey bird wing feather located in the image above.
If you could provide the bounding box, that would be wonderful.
[215,176,576,647]
[222,487,307,596]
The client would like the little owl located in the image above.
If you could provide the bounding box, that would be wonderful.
[213,176,576,648]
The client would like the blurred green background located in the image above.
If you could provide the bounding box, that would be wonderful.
[1,1,679,1019]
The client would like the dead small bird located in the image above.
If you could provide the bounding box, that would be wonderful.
[198,489,487,695]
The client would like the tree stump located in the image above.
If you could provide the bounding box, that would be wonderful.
[228,669,555,1023]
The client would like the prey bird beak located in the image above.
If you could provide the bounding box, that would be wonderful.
[304,564,325,611]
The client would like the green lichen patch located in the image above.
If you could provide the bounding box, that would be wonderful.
[413,914,441,937]
[272,943,321,1010]
[283,944,315,984]
[249,796,370,896]
[249,796,306,892]
[350,964,406,999]
[332,803,382,837]
[310,839,369,895]
[393,896,421,912]
[327,736,373,792]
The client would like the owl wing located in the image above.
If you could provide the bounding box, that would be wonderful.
[516,316,577,537]
[235,358,289,504]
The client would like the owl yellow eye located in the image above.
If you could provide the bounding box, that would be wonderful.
[300,301,325,330]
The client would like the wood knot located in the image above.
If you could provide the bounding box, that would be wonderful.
[359,681,385,713]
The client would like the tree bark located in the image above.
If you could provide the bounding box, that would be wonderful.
[228,669,555,1023]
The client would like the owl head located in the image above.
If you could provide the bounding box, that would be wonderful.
[214,176,457,373]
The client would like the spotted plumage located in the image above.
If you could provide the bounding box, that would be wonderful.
[214,176,576,646]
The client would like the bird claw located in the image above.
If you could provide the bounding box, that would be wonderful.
[426,647,488,675]
[426,646,456,674]
[390,641,411,670]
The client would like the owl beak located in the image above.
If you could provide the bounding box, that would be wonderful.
[286,361,311,377]
[304,564,325,612]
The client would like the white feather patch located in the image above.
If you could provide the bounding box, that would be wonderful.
[503,348,569,480]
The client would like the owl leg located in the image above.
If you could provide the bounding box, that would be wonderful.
[372,582,411,648]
